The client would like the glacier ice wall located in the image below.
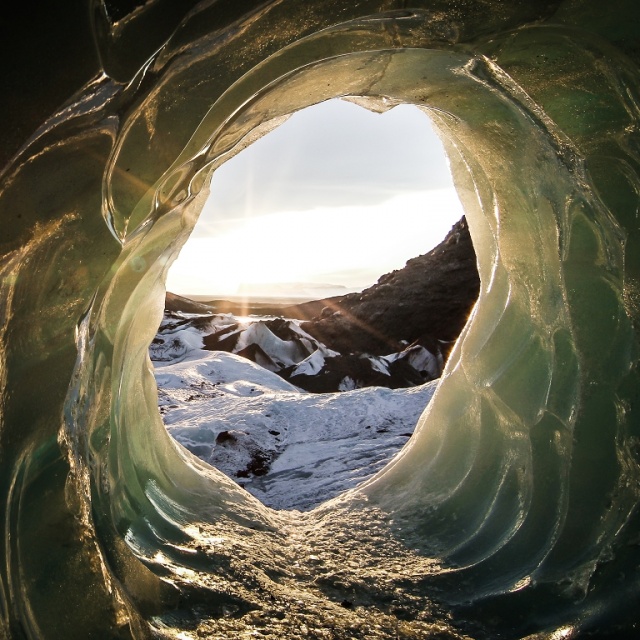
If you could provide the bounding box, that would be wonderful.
[0,1,639,638]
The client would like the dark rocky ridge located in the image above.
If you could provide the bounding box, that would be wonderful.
[297,216,480,358]
[165,292,219,314]
[165,292,310,317]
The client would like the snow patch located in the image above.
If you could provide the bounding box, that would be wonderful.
[156,350,437,511]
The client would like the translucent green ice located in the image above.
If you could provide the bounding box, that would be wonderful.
[0,1,639,637]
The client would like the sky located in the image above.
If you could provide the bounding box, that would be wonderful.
[166,98,464,299]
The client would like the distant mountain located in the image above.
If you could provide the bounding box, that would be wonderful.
[165,292,310,317]
[168,216,479,334]
[165,292,217,314]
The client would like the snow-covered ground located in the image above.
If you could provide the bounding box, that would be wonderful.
[155,348,437,511]
[151,309,442,392]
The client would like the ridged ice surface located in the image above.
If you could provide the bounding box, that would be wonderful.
[0,1,639,638]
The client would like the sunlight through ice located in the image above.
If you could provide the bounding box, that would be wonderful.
[167,189,464,296]
[166,99,463,297]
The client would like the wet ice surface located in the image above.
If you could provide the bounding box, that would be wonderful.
[149,502,459,640]
[155,349,437,511]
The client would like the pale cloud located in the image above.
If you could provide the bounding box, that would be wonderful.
[167,99,464,297]
[167,190,464,296]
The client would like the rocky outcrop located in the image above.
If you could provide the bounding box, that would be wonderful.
[165,291,218,314]
[300,216,479,358]
[152,308,441,392]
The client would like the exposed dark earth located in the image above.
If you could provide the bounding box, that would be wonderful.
[296,215,479,358]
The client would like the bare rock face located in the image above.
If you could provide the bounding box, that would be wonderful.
[300,216,480,358]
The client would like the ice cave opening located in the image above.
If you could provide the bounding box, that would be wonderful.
[1,2,640,639]
[152,97,476,511]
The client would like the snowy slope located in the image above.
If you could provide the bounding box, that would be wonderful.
[151,309,442,392]
[156,349,437,511]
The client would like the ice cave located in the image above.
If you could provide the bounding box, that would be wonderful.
[1,1,639,638]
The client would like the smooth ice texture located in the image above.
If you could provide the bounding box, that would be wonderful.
[1,1,639,638]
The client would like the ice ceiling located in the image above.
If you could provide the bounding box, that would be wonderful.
[1,1,639,638]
